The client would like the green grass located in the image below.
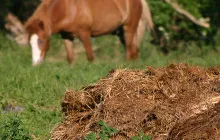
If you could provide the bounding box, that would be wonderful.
[0,33,220,139]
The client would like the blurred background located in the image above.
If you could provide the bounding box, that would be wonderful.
[0,0,219,51]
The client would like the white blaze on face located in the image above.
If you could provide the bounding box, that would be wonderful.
[30,34,42,65]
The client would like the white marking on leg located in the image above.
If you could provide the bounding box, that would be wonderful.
[30,34,42,65]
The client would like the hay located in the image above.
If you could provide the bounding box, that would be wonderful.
[51,64,220,140]
[168,102,220,140]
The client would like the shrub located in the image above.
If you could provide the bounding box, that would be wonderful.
[148,0,220,51]
[0,116,32,140]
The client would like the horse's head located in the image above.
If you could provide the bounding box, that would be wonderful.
[26,19,50,66]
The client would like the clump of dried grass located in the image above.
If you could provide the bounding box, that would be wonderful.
[51,64,220,140]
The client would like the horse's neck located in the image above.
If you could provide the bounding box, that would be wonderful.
[38,0,66,35]
[36,1,53,35]
[35,0,75,35]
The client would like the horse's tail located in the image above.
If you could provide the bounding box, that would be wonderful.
[134,0,154,47]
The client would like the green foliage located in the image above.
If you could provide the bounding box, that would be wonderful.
[84,120,119,140]
[132,132,152,140]
[98,120,119,140]
[148,0,220,50]
[0,116,32,140]
[84,132,97,140]
[84,121,152,140]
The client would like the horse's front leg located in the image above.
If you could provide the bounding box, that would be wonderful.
[78,31,94,61]
[64,39,74,64]
[123,27,137,60]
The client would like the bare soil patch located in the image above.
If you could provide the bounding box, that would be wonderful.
[51,64,220,140]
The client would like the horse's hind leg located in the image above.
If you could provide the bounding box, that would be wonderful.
[123,21,141,60]
[64,39,74,63]
[123,26,136,60]
[123,1,142,60]
[78,31,94,61]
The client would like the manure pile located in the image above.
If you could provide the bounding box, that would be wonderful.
[51,64,220,140]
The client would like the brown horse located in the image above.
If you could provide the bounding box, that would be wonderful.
[25,0,153,65]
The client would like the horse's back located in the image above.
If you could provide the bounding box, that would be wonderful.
[79,0,142,35]
[87,0,142,23]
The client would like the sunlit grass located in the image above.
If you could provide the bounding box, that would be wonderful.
[0,33,220,139]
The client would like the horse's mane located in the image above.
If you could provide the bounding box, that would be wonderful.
[25,0,53,33]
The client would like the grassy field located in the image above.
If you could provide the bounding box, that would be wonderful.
[0,32,220,139]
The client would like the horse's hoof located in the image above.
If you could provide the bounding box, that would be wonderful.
[88,56,94,62]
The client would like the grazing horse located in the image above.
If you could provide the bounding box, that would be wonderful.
[25,0,153,65]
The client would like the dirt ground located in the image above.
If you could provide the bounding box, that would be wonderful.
[51,64,220,140]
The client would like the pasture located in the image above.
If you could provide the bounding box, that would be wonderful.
[0,32,220,139]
